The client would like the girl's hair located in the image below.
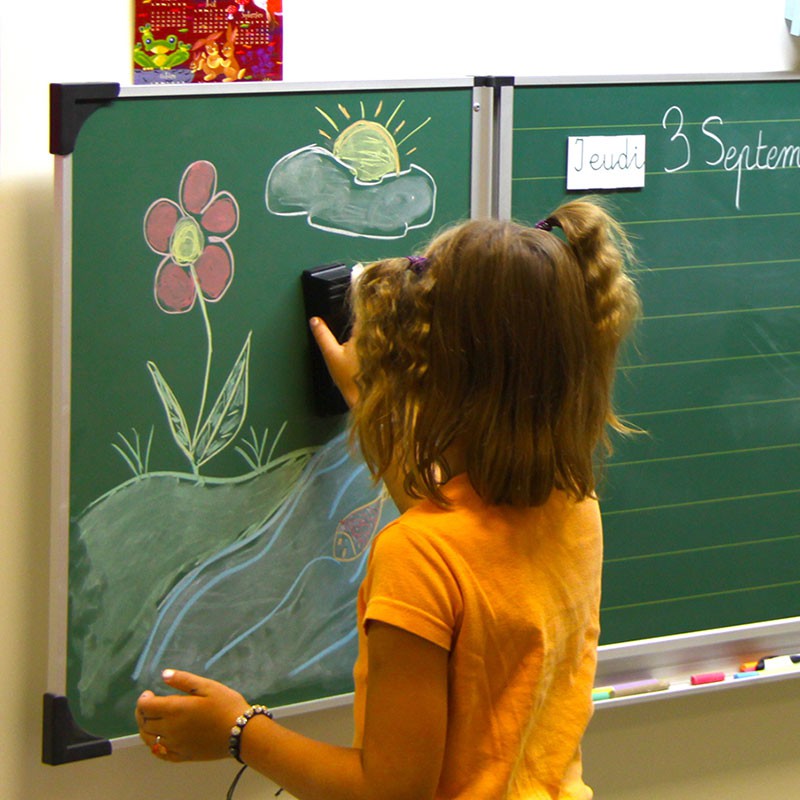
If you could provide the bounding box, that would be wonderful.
[350,197,641,507]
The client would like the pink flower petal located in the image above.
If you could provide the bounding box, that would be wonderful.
[144,200,181,254]
[180,161,217,215]
[201,192,239,237]
[195,242,234,302]
[154,258,197,313]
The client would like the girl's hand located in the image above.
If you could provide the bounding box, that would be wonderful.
[309,316,360,408]
[136,669,249,762]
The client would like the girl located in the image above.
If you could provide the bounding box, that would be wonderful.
[136,197,641,799]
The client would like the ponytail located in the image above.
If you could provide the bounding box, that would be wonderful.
[548,197,640,346]
[547,196,642,454]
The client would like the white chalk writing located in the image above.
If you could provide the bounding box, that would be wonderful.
[661,105,800,209]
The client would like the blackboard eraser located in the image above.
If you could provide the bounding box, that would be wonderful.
[302,263,355,416]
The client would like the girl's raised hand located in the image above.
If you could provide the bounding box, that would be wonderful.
[136,669,249,762]
[309,316,360,408]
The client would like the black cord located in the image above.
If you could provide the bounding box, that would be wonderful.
[225,765,284,799]
[226,765,249,800]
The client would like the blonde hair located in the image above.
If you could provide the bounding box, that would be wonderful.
[350,197,641,507]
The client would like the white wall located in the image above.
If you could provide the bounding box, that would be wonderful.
[285,0,799,82]
[2,2,799,798]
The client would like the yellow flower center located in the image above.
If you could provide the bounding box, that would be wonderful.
[170,216,204,265]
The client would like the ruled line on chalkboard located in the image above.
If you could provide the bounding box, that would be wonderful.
[642,303,800,322]
[641,165,799,178]
[608,441,800,469]
[513,123,661,133]
[620,348,800,371]
[511,174,566,183]
[627,210,800,226]
[623,396,800,419]
[512,164,800,182]
[644,257,800,273]
[604,531,800,565]
[511,167,725,182]
[602,487,800,516]
[601,578,800,613]
[513,117,800,134]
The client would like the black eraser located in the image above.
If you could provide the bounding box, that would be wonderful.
[302,263,355,416]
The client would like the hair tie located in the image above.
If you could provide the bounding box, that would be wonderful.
[406,255,430,275]
[534,218,554,232]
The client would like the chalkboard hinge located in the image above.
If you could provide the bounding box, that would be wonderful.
[42,693,112,765]
[473,76,515,87]
[49,83,120,156]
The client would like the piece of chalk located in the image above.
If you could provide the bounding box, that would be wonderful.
[611,679,670,698]
[690,671,725,686]
[592,690,613,701]
[759,655,800,673]
[739,661,759,672]
[734,671,761,679]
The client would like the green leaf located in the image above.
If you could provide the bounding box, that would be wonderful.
[146,361,194,465]
[194,332,252,467]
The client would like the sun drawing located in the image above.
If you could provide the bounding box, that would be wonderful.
[315,100,431,183]
[265,95,438,238]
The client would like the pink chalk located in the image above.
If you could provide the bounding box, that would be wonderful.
[690,671,725,686]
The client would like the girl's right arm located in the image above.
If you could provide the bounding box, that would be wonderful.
[308,316,360,408]
[240,621,448,800]
[308,316,420,513]
[137,622,448,800]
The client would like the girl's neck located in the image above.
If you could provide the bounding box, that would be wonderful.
[382,441,468,514]
[440,442,467,483]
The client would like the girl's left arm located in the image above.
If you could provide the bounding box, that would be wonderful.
[136,621,448,800]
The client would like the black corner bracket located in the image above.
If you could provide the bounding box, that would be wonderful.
[49,83,120,156]
[42,693,112,765]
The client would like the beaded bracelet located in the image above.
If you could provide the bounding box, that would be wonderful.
[228,704,273,763]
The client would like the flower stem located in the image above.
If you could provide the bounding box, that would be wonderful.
[189,264,214,470]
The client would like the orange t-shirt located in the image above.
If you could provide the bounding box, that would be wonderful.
[352,474,602,799]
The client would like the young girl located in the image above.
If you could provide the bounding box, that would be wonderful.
[136,197,641,799]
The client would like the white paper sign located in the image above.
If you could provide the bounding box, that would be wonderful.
[566,134,646,190]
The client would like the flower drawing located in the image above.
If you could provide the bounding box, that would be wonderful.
[141,161,251,475]
[144,160,239,313]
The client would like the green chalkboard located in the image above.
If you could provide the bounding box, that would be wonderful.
[511,76,800,647]
[55,80,477,740]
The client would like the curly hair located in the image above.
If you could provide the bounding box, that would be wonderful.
[349,197,641,507]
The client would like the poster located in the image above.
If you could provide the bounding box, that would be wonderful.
[133,0,282,84]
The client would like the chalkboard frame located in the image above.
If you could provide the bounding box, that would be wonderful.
[505,72,800,702]
[47,77,490,756]
[47,73,800,760]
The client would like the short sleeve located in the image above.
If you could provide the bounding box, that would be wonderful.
[361,522,462,651]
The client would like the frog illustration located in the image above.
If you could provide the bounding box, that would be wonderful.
[134,24,190,70]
